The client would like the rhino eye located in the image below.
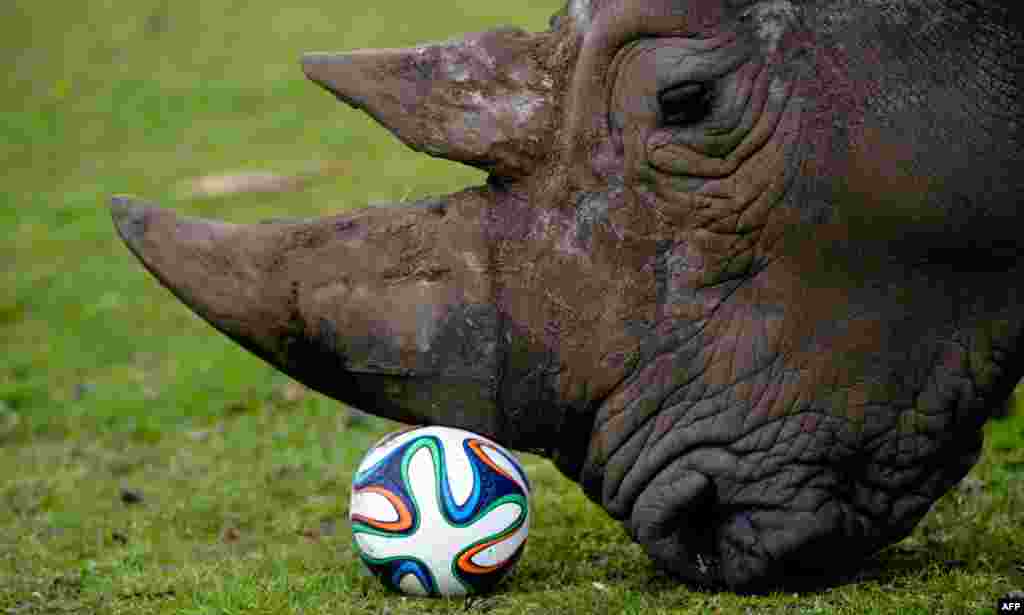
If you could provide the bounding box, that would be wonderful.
[657,81,714,126]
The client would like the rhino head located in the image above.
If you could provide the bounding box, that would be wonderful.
[111,0,1024,592]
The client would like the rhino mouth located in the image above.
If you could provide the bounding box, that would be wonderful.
[600,402,989,591]
[621,345,1014,592]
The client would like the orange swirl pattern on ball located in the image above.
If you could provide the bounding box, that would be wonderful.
[467,439,516,483]
[351,485,414,532]
[456,531,520,574]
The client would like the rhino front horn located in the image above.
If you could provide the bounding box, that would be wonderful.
[108,189,564,453]
[302,28,556,179]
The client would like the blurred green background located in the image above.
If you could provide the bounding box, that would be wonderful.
[1,0,559,435]
[1,1,1021,613]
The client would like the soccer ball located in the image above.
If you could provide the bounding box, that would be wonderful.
[349,426,531,596]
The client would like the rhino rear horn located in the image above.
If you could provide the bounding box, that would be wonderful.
[302,28,556,179]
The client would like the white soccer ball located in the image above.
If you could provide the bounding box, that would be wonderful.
[349,426,531,596]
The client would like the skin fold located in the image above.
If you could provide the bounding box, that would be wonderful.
[111,0,1024,592]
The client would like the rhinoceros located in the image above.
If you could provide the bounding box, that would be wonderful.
[110,0,1023,592]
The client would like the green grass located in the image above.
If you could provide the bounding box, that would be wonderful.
[2,1,1023,613]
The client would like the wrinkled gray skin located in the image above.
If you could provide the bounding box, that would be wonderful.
[111,0,1024,592]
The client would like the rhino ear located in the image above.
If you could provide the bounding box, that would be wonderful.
[302,28,556,179]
